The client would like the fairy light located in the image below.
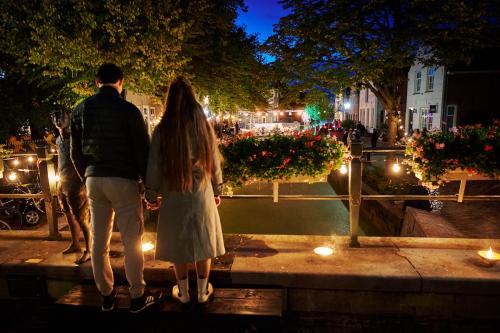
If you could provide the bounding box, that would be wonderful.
[8,172,17,181]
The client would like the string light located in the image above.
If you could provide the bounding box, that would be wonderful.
[8,172,17,181]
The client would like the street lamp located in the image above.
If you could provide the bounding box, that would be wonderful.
[344,102,351,110]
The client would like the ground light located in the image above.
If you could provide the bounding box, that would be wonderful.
[314,246,334,256]
[339,164,348,175]
[8,172,17,181]
[142,241,155,252]
[478,247,500,266]
[392,160,401,173]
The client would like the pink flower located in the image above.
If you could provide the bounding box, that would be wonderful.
[435,143,445,150]
[484,145,493,152]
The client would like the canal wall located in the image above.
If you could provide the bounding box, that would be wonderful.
[328,174,405,236]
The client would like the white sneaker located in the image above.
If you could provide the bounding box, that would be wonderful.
[172,278,190,304]
[197,277,214,303]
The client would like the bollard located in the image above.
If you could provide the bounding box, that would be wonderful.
[348,138,363,247]
[37,147,61,240]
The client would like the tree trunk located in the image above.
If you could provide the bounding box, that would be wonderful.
[386,111,398,146]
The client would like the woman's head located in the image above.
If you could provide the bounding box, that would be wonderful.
[158,77,216,192]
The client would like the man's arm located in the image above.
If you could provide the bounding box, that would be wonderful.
[129,104,150,182]
[70,102,87,181]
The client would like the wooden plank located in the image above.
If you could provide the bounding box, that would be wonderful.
[57,285,282,317]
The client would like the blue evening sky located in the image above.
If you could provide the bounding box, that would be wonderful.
[236,0,289,62]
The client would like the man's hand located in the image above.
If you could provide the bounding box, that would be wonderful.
[214,195,221,207]
[146,198,161,210]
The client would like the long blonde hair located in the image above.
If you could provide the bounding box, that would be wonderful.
[158,77,216,192]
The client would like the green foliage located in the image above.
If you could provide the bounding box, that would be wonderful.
[0,0,269,134]
[404,122,500,187]
[220,132,344,187]
[267,0,500,145]
[0,145,12,159]
[305,105,321,124]
[341,120,355,130]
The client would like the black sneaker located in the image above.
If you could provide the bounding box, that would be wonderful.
[101,289,117,312]
[130,291,161,314]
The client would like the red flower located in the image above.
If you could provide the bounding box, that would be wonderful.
[314,135,322,141]
[435,143,445,150]
[484,145,493,152]
[305,141,314,148]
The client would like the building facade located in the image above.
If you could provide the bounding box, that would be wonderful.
[405,64,445,132]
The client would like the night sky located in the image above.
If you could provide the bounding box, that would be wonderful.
[236,0,289,61]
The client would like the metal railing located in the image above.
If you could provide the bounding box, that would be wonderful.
[2,139,499,245]
[221,138,500,247]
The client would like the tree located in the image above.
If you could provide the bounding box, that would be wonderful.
[267,0,500,145]
[0,0,269,131]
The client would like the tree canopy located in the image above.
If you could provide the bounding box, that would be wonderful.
[267,0,500,144]
[0,0,268,139]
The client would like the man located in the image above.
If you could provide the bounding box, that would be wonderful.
[71,63,160,313]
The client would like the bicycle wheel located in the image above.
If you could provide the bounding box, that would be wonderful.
[0,219,12,230]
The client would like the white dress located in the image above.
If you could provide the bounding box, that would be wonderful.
[145,127,225,263]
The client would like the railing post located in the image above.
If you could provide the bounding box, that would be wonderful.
[349,138,363,247]
[37,147,61,240]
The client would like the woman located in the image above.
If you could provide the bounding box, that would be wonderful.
[145,77,225,304]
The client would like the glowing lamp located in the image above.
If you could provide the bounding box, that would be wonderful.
[344,102,351,110]
[392,162,401,173]
[12,159,20,166]
[478,247,500,266]
[27,156,35,163]
[339,164,348,175]
[256,112,262,116]
[142,241,155,252]
[399,125,404,129]
[279,111,284,116]
[50,147,56,153]
[314,246,334,256]
[8,172,17,181]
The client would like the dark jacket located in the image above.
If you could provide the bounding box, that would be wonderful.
[70,86,150,181]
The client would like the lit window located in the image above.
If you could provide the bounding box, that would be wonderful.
[414,71,421,93]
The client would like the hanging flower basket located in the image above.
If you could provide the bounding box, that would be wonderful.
[220,131,345,188]
[405,122,500,188]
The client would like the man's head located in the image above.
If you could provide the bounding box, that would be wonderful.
[96,63,124,93]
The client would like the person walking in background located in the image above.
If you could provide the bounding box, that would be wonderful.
[52,111,90,264]
[145,77,225,304]
[71,63,160,313]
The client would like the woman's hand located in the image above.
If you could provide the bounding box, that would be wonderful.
[214,195,221,207]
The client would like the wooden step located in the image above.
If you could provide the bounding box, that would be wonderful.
[56,285,283,317]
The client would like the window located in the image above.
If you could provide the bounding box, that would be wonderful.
[414,71,421,93]
[419,107,433,130]
[426,67,435,91]
[365,89,369,103]
[445,105,457,131]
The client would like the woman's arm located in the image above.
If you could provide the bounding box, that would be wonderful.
[211,139,223,197]
[145,127,162,205]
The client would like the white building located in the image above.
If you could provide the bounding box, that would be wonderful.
[406,64,445,131]
[358,87,380,132]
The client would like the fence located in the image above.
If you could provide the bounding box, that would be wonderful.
[1,138,499,244]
